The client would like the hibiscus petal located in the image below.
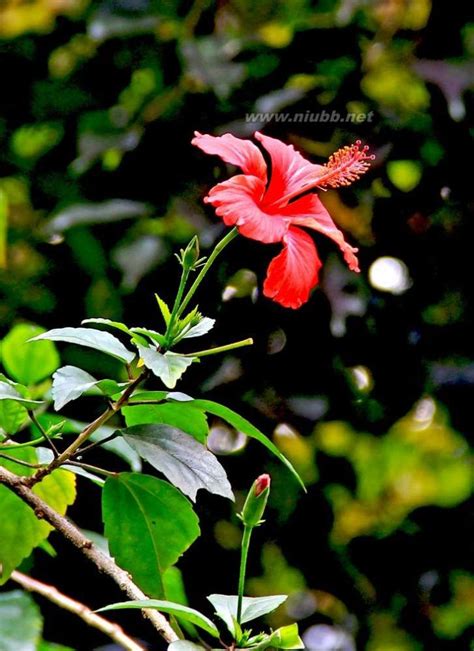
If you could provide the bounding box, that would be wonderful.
[192,131,267,183]
[285,194,360,272]
[254,132,325,208]
[205,175,288,244]
[263,227,321,309]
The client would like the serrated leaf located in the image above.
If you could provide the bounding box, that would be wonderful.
[123,402,208,443]
[137,345,195,389]
[31,327,135,364]
[121,424,233,502]
[186,400,305,490]
[155,294,171,325]
[51,366,122,410]
[0,590,43,651]
[1,324,60,385]
[207,594,287,636]
[102,473,199,597]
[0,448,76,583]
[0,381,42,407]
[97,599,219,638]
[179,317,215,340]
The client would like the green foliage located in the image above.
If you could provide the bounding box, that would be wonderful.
[123,400,208,442]
[208,594,287,635]
[316,400,473,543]
[33,327,136,365]
[0,449,76,583]
[51,366,122,411]
[187,400,305,489]
[102,473,200,597]
[0,590,42,651]
[121,424,233,501]
[136,345,196,388]
[98,599,220,638]
[0,0,471,647]
[1,325,59,386]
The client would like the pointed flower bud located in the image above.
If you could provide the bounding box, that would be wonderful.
[241,474,271,528]
[181,235,200,270]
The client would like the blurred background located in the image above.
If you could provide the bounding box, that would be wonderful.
[0,0,473,649]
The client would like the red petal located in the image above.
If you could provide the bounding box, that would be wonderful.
[285,194,360,272]
[254,132,325,209]
[206,175,288,243]
[192,132,267,183]
[263,227,321,309]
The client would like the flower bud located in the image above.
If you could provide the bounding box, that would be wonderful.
[181,235,200,270]
[241,474,271,528]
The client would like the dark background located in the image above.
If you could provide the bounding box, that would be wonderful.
[1,0,473,649]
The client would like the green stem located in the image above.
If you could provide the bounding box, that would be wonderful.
[184,338,253,358]
[0,436,60,451]
[67,461,117,478]
[164,267,191,347]
[237,525,252,625]
[176,228,238,320]
[28,410,59,457]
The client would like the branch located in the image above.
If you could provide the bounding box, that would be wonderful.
[0,464,178,644]
[26,370,148,487]
[11,571,145,651]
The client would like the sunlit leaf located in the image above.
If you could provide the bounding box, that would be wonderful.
[123,402,208,443]
[32,327,135,364]
[2,324,60,385]
[136,345,196,389]
[0,448,76,583]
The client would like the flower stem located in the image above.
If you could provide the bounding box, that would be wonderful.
[237,524,252,626]
[176,228,238,319]
[183,338,253,358]
[164,267,191,347]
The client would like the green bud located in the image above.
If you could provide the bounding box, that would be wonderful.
[181,235,200,270]
[241,474,271,528]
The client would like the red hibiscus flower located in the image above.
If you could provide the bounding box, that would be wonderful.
[192,131,374,309]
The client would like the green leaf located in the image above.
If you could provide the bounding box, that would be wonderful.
[0,381,42,407]
[81,318,133,335]
[155,293,171,326]
[102,473,200,597]
[269,624,304,649]
[0,448,76,583]
[180,317,215,339]
[130,327,166,346]
[162,566,197,637]
[188,400,305,490]
[0,400,28,435]
[32,327,136,364]
[120,424,233,502]
[51,366,122,410]
[207,594,287,636]
[38,642,74,651]
[137,345,195,389]
[97,599,220,638]
[123,402,208,443]
[1,324,60,385]
[0,590,43,651]
[169,642,206,651]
